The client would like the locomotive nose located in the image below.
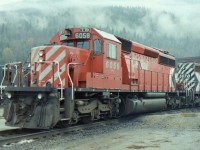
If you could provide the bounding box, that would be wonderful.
[31,45,68,88]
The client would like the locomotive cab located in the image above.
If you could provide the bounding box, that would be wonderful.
[50,28,123,89]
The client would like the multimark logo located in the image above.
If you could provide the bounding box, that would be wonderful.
[172,63,198,91]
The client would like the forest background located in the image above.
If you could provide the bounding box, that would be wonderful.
[0,0,200,64]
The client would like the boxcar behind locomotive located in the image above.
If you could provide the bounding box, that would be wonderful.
[1,28,199,129]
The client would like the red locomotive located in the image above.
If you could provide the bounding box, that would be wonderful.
[1,28,200,129]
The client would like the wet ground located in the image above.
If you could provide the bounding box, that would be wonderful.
[47,109,200,150]
[1,108,200,150]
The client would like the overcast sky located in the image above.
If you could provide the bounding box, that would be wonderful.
[0,0,200,57]
[0,0,199,11]
[0,0,200,39]
[1,0,200,20]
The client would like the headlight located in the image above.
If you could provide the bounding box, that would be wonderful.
[39,50,44,56]
[6,93,12,99]
[39,57,44,62]
[37,93,43,100]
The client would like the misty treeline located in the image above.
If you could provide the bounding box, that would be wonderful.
[0,6,199,64]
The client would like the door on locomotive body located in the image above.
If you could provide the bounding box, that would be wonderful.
[91,31,104,73]
[129,52,140,91]
[103,39,122,89]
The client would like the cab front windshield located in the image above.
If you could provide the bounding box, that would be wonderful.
[63,40,90,50]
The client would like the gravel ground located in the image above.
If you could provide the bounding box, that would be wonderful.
[1,108,200,150]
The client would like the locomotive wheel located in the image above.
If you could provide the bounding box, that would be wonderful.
[72,111,79,124]
[118,96,126,116]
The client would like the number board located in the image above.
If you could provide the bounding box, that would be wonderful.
[74,32,91,39]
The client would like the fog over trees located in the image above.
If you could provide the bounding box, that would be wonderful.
[0,3,200,63]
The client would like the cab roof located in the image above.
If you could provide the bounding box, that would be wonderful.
[94,28,121,43]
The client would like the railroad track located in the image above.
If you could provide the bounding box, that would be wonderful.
[1,107,199,146]
[0,118,126,146]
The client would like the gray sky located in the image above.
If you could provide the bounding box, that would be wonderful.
[0,0,200,57]
[0,0,200,38]
[0,0,200,11]
[1,0,200,19]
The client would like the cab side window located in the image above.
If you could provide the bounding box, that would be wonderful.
[107,43,117,59]
[77,41,90,50]
[94,39,102,55]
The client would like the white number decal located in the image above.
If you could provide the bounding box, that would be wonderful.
[74,32,91,39]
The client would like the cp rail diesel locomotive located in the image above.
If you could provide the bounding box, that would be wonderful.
[1,28,200,129]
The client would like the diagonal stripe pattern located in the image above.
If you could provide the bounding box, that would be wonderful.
[31,46,67,87]
[175,63,196,91]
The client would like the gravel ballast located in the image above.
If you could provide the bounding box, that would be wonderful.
[1,108,200,150]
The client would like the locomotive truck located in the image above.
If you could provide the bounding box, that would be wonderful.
[1,27,200,129]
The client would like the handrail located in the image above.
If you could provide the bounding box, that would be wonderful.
[0,62,22,99]
[12,65,18,86]
[35,61,64,100]
[1,65,7,99]
[67,62,82,100]
[67,50,92,100]
[54,61,63,100]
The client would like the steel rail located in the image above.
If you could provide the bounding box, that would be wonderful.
[0,118,124,146]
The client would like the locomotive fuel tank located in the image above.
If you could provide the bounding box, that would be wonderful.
[125,98,166,115]
[144,93,166,98]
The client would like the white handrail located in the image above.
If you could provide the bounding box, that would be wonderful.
[36,61,64,100]
[54,61,64,100]
[0,62,22,99]
[67,50,92,100]
[67,62,81,100]
[12,65,18,86]
[1,65,7,99]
